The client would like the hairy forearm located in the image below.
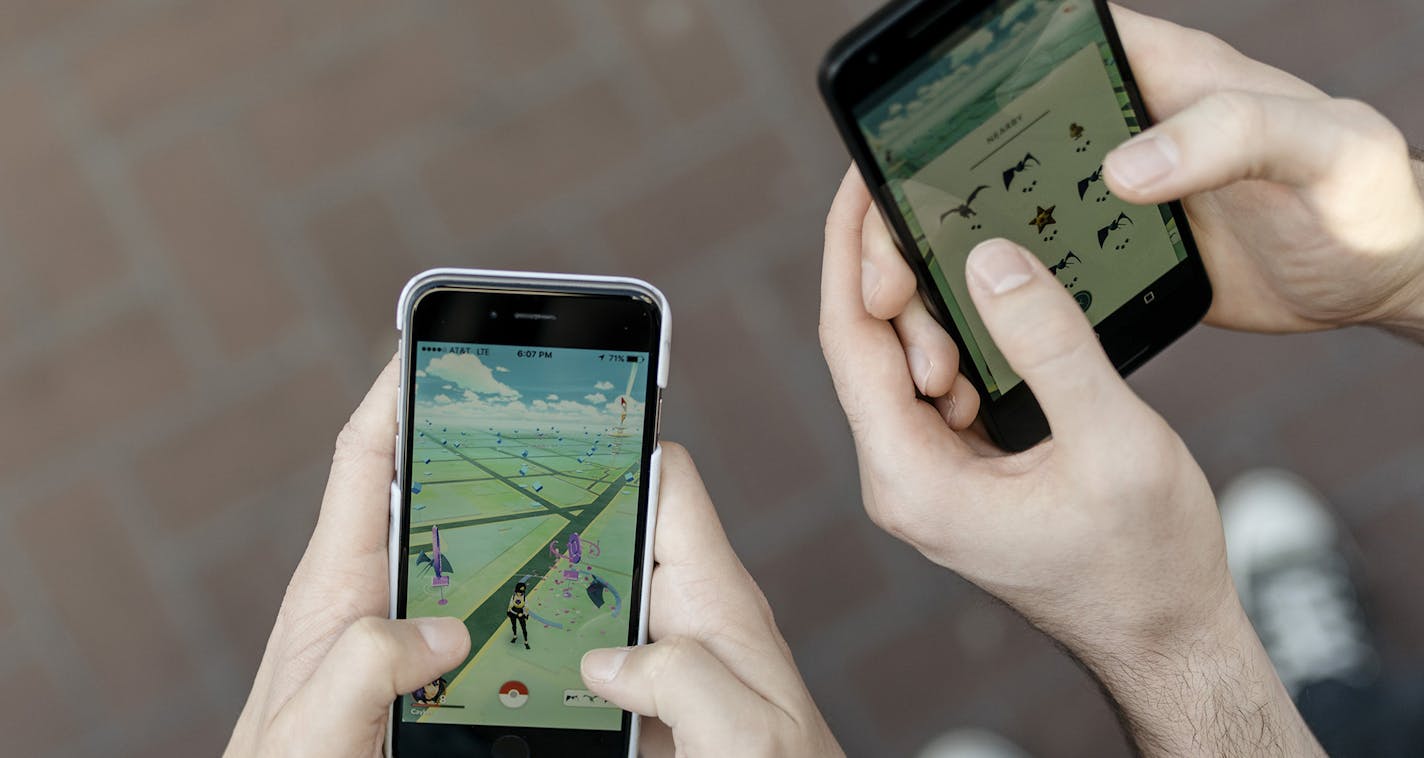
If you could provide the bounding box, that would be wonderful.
[1080,602,1324,757]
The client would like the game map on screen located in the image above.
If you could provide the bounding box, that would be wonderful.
[401,342,649,731]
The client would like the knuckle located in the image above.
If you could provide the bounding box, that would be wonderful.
[658,440,690,467]
[1188,27,1231,56]
[331,418,364,464]
[864,223,898,262]
[1189,27,1246,75]
[1329,98,1406,154]
[653,634,702,675]
[817,317,833,351]
[837,399,871,438]
[330,415,391,473]
[738,571,779,629]
[346,616,396,659]
[331,417,379,469]
[1201,90,1265,146]
[863,496,911,541]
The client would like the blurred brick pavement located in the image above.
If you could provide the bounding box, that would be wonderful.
[1,1,1422,755]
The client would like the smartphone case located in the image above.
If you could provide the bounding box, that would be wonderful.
[387,268,671,758]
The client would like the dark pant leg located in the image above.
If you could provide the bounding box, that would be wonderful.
[1297,671,1424,758]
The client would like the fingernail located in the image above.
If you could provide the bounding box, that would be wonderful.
[582,647,631,683]
[861,259,881,305]
[967,239,1034,295]
[414,617,465,655]
[1106,134,1178,191]
[906,346,933,392]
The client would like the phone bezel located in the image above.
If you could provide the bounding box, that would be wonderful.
[819,0,1211,451]
[390,270,668,757]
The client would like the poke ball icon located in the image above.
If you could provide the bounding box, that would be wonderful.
[498,680,529,709]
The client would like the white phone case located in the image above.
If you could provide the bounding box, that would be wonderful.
[387,268,670,758]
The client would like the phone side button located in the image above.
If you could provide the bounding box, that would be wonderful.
[388,480,401,620]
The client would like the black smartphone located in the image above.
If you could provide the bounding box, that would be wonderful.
[389,269,669,758]
[820,0,1211,451]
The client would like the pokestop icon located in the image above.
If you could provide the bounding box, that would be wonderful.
[498,680,529,709]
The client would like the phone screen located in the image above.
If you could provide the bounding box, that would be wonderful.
[851,0,1189,398]
[400,341,651,733]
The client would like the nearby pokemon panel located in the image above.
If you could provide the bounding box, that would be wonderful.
[855,0,1188,397]
[901,44,1179,390]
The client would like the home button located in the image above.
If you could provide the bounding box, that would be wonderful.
[492,735,529,758]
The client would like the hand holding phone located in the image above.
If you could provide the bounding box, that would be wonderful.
[226,358,473,758]
[820,179,1320,755]
[576,444,843,757]
[1097,7,1424,337]
[821,171,1228,646]
[821,0,1214,450]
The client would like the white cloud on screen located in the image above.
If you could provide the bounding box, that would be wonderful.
[420,392,646,430]
[426,353,520,398]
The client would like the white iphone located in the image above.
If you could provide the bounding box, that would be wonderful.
[388,269,669,758]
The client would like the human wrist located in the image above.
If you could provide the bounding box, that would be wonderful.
[1072,591,1323,756]
[1378,149,1424,342]
[1369,236,1424,342]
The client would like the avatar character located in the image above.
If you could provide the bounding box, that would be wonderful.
[508,581,531,649]
[411,676,448,706]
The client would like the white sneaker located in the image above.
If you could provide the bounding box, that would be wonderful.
[1219,469,1377,697]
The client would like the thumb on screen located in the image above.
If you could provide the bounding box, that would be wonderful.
[964,239,1132,443]
[581,638,767,747]
[271,617,470,755]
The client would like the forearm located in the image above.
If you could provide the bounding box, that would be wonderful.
[1079,601,1323,757]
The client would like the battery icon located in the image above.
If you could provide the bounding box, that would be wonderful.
[625,355,639,363]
